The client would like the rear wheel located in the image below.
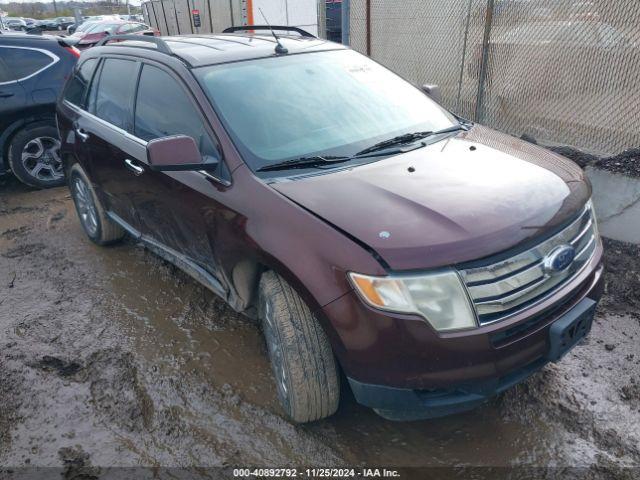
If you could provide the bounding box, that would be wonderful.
[69,164,125,245]
[8,124,65,189]
[258,271,340,423]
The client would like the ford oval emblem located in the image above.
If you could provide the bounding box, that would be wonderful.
[543,245,576,274]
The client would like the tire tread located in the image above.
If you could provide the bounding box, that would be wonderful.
[259,271,339,422]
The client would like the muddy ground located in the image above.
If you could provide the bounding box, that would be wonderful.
[0,176,639,479]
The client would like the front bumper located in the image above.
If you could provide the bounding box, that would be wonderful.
[321,247,604,420]
[348,296,597,420]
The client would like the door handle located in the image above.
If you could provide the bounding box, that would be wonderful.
[75,128,89,142]
[0,91,14,98]
[124,158,144,176]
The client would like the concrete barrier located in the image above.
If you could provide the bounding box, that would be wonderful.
[587,167,640,245]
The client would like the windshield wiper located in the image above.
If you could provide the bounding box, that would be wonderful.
[355,124,470,156]
[257,123,472,173]
[257,155,351,172]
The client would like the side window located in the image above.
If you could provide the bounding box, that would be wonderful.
[119,24,134,34]
[134,64,219,161]
[63,58,98,107]
[91,58,138,131]
[132,24,148,32]
[0,47,55,81]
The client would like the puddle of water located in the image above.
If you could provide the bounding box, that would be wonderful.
[97,244,280,411]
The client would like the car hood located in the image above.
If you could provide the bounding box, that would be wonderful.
[271,125,590,271]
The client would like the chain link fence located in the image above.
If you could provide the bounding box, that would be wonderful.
[350,0,640,156]
[142,0,242,36]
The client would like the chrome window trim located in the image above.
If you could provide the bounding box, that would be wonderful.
[63,99,148,147]
[63,99,231,186]
[0,45,60,85]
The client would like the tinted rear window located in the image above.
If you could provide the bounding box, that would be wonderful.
[0,47,55,81]
[91,58,137,130]
[63,58,98,107]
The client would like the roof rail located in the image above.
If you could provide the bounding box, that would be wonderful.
[222,25,315,38]
[95,34,172,54]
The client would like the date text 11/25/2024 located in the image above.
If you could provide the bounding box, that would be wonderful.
[233,468,401,478]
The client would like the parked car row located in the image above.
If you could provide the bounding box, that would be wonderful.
[1,16,75,32]
[67,15,122,35]
[65,20,158,49]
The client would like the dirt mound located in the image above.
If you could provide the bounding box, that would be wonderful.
[520,135,640,177]
[602,238,640,315]
[84,349,155,433]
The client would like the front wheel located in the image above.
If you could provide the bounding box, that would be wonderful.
[258,271,340,423]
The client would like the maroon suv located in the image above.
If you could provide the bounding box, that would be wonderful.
[56,27,604,423]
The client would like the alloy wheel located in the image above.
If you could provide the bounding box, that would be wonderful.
[21,136,63,183]
[73,176,99,236]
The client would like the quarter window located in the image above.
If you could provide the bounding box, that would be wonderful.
[90,58,138,131]
[134,64,218,161]
[63,58,98,107]
[0,47,55,81]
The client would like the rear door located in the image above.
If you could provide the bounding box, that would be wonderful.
[58,56,100,170]
[75,56,144,231]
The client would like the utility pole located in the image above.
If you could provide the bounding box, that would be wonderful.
[53,0,58,16]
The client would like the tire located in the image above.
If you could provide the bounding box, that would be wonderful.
[258,271,340,423]
[8,124,65,189]
[68,163,125,245]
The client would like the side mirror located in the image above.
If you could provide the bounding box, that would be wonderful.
[421,84,442,103]
[146,135,206,172]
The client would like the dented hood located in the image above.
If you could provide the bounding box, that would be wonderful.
[271,126,590,271]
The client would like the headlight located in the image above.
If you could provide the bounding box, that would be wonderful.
[348,269,477,331]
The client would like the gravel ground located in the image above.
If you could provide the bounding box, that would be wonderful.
[0,177,639,478]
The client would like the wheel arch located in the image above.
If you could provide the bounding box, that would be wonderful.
[228,252,329,314]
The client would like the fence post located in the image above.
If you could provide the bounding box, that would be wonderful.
[366,0,371,56]
[342,0,350,45]
[456,0,474,113]
[474,0,495,123]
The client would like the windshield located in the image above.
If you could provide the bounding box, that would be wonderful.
[195,49,457,173]
[86,23,121,34]
[75,22,97,33]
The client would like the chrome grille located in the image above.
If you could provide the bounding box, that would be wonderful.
[459,202,598,324]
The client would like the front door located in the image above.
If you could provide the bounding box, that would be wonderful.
[128,62,227,276]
